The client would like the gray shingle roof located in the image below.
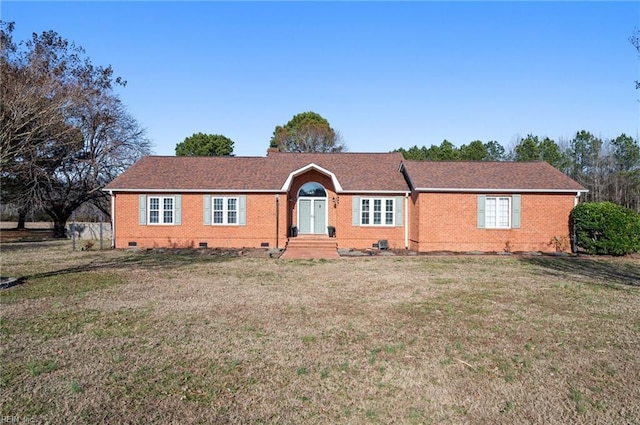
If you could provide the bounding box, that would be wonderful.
[402,161,587,192]
[104,153,586,193]
[104,152,409,192]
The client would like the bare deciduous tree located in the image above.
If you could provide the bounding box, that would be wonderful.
[1,22,151,236]
[630,27,640,89]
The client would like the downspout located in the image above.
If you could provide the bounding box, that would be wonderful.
[572,191,581,253]
[109,190,115,248]
[404,192,409,249]
[275,194,280,249]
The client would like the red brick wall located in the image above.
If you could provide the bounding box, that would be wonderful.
[412,192,576,253]
[113,189,408,251]
[112,189,575,253]
[331,194,407,251]
[113,192,288,249]
[408,192,421,251]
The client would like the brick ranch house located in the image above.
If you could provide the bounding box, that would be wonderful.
[103,150,587,254]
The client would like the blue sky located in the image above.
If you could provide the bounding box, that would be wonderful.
[3,1,639,157]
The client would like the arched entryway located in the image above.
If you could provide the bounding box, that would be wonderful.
[297,182,328,235]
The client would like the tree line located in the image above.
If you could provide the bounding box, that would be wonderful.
[177,123,640,215]
[394,131,640,213]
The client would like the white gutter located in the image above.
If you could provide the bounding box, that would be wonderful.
[102,188,286,194]
[415,188,590,194]
[102,188,408,195]
[104,187,585,195]
[339,190,407,194]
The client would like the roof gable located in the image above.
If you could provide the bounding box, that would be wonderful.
[279,163,344,192]
[264,152,407,192]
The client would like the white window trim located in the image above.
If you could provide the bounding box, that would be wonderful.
[148,196,175,225]
[485,196,511,229]
[360,197,395,226]
[212,196,240,226]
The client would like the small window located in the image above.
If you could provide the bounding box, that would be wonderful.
[298,182,327,197]
[148,196,174,225]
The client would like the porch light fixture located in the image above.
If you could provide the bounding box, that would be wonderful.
[332,196,340,207]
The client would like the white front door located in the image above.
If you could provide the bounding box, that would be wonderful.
[298,198,327,234]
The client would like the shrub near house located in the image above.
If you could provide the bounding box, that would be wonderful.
[571,202,640,255]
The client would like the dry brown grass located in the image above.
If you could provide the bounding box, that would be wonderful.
[1,240,639,424]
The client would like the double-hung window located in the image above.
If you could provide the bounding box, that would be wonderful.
[139,195,181,225]
[213,197,238,225]
[203,195,245,226]
[361,198,394,226]
[148,196,175,225]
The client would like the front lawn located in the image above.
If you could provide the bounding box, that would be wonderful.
[1,241,639,424]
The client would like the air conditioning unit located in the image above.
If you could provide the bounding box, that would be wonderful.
[378,240,389,250]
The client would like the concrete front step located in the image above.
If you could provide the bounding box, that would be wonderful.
[280,237,340,259]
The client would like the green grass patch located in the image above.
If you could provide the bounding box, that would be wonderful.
[106,356,245,404]
[301,334,317,344]
[0,272,123,304]
[26,359,59,376]
[570,386,587,414]
[497,358,516,383]
[431,277,457,285]
[1,307,150,340]
[499,400,515,415]
[2,308,103,340]
[69,380,84,394]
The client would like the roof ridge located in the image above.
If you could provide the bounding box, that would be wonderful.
[403,160,547,164]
